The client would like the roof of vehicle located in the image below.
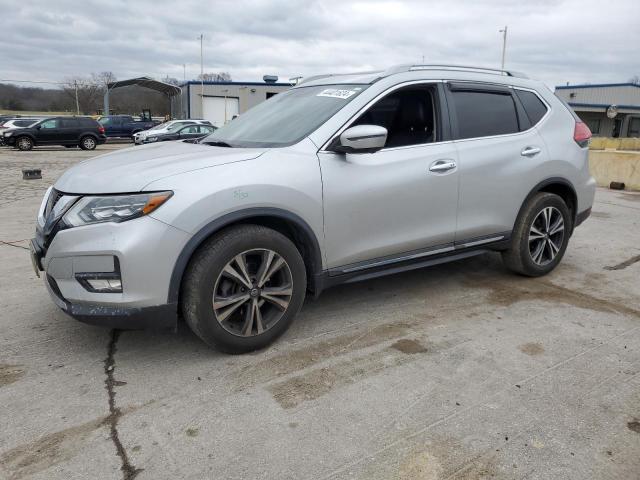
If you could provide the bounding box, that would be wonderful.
[296,64,532,88]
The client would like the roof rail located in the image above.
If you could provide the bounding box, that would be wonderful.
[383,64,529,79]
[297,70,383,85]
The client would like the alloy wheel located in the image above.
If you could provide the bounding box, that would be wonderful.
[528,206,565,266]
[83,137,96,149]
[18,137,32,150]
[212,249,293,337]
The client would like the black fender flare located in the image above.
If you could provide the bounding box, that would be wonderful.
[167,207,323,303]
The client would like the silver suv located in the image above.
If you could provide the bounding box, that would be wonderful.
[31,64,595,353]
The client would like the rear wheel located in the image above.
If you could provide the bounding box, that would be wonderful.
[182,225,307,353]
[79,136,97,150]
[16,136,34,151]
[502,192,571,276]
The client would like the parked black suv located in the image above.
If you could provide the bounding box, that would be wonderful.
[3,117,107,151]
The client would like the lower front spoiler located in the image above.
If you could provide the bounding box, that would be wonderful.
[46,274,177,331]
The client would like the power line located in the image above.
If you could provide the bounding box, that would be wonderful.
[0,78,67,85]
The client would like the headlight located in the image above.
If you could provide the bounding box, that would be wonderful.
[4,131,13,137]
[62,191,172,227]
[147,136,158,142]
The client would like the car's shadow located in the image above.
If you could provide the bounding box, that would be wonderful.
[63,251,515,361]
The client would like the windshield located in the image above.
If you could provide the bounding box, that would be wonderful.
[200,84,368,148]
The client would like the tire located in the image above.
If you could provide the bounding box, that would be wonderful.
[16,136,34,151]
[502,192,572,276]
[79,136,97,150]
[182,225,307,353]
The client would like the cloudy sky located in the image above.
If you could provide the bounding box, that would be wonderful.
[1,0,638,89]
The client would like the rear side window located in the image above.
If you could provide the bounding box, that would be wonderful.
[79,118,98,128]
[514,90,548,125]
[450,90,519,139]
[14,120,34,127]
[61,119,80,128]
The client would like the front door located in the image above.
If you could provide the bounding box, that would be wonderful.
[36,118,62,144]
[319,84,459,270]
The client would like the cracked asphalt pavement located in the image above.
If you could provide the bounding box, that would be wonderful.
[1,145,639,479]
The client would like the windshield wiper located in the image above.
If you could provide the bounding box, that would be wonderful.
[202,140,233,148]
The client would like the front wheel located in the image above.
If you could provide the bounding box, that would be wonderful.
[502,192,572,276]
[16,136,34,151]
[79,136,97,150]
[182,225,307,353]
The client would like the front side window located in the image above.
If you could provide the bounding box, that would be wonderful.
[40,119,58,129]
[201,84,368,148]
[351,86,436,148]
[451,90,519,139]
[180,125,199,134]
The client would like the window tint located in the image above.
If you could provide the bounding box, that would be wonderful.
[352,87,436,148]
[61,118,79,128]
[79,118,97,127]
[451,91,519,139]
[40,119,58,129]
[515,90,548,126]
[15,120,34,127]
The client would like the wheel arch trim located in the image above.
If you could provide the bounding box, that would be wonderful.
[166,207,323,304]
[516,177,578,229]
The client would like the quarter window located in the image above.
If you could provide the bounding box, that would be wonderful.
[514,90,548,126]
[450,90,519,139]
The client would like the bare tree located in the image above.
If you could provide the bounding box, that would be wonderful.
[93,71,117,91]
[161,76,181,86]
[629,75,640,85]
[61,72,116,115]
[62,77,101,114]
[197,72,232,82]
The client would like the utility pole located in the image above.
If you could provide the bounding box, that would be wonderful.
[499,25,508,71]
[199,34,204,116]
[74,80,80,115]
[183,63,186,82]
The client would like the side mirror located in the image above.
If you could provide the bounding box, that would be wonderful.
[36,125,41,130]
[330,125,387,153]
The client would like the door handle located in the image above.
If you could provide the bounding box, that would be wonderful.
[429,160,457,173]
[521,146,541,157]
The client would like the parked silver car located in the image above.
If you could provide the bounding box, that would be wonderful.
[133,119,212,144]
[31,64,595,353]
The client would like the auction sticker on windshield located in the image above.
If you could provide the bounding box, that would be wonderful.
[317,89,358,99]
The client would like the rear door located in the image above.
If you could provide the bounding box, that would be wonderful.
[446,83,550,243]
[60,118,81,142]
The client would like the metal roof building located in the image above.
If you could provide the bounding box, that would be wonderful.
[171,80,291,127]
[554,83,640,138]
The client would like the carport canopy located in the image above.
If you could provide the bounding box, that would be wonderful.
[103,76,182,116]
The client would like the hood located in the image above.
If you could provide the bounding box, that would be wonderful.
[54,141,266,193]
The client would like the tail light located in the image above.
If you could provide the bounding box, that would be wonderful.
[574,122,591,148]
[98,126,105,134]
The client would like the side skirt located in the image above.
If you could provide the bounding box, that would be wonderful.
[311,232,510,296]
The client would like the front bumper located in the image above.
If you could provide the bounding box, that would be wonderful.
[34,214,190,330]
[44,273,177,329]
